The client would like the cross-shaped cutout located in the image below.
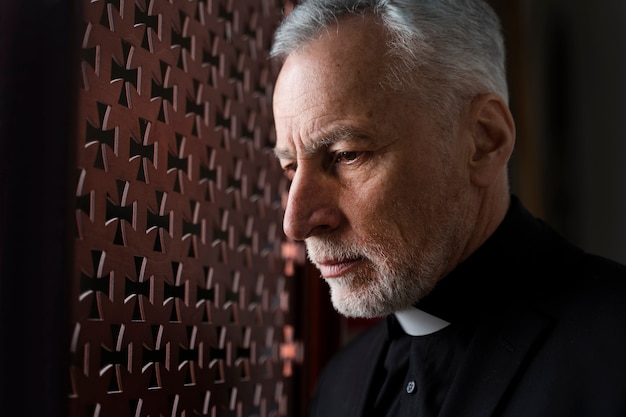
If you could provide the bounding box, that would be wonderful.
[110,41,139,107]
[85,102,117,171]
[134,1,160,51]
[142,324,169,390]
[279,325,303,377]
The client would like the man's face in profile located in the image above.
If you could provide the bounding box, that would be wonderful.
[273,16,477,318]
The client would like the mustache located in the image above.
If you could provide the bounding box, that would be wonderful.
[305,238,367,265]
[304,236,395,270]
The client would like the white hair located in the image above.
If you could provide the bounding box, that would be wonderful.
[271,0,509,120]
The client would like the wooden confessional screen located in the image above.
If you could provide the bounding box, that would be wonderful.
[68,1,303,416]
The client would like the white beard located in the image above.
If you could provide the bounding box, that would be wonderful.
[306,232,447,318]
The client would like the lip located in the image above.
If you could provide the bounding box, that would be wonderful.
[315,258,362,279]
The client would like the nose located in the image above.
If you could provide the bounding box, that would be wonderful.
[283,169,341,241]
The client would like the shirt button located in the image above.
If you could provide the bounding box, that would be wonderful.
[406,380,416,394]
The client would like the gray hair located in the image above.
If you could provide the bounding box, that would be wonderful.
[271,0,508,119]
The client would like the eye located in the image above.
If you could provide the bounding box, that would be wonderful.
[282,162,297,180]
[333,151,362,164]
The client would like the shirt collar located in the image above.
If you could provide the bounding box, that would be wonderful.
[393,306,450,336]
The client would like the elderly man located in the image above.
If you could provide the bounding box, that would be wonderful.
[271,1,626,416]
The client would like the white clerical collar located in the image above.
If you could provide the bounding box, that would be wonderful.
[394,306,450,336]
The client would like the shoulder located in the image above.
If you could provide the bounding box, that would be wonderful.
[562,252,626,320]
[581,252,626,278]
[501,253,626,413]
[539,246,626,305]
[524,246,626,360]
[524,216,626,303]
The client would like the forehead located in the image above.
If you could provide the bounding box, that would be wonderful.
[278,15,389,88]
[272,16,395,148]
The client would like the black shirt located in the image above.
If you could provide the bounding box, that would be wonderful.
[373,318,471,417]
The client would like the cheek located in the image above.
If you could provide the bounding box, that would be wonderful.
[335,153,442,232]
[335,184,388,237]
[346,182,412,238]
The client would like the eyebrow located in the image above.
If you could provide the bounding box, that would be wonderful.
[273,126,372,161]
[273,146,295,161]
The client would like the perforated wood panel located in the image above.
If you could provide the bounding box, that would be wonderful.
[68,1,302,415]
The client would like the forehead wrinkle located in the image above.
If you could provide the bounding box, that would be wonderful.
[274,125,373,162]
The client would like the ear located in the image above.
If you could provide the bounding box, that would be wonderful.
[467,93,516,187]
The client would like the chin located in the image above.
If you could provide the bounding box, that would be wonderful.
[327,281,406,319]
[325,269,435,318]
